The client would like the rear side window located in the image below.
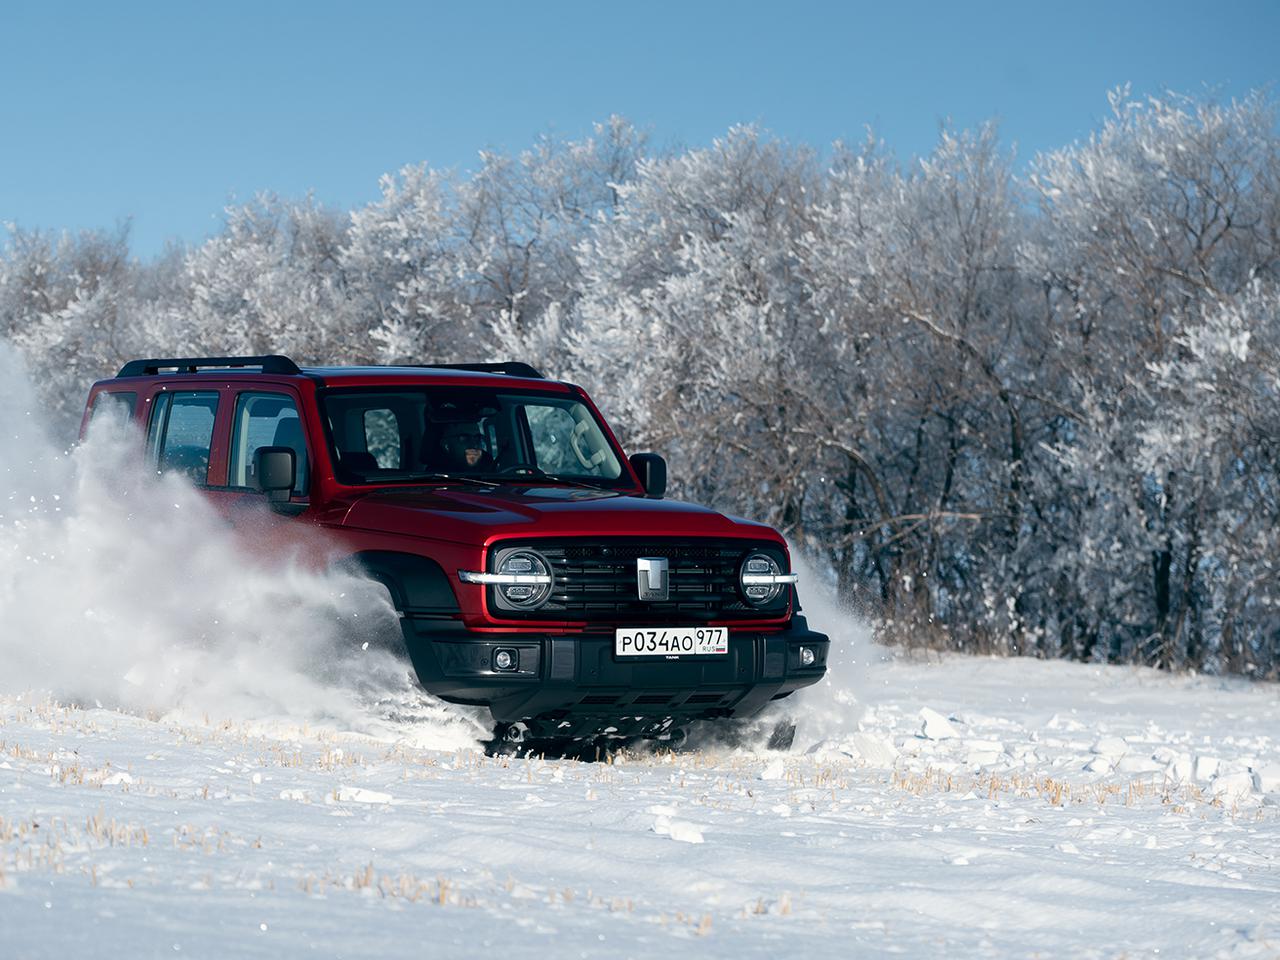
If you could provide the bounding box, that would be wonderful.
[89,391,137,429]
[228,392,309,496]
[86,391,137,435]
[324,398,410,481]
[363,409,403,468]
[151,391,219,484]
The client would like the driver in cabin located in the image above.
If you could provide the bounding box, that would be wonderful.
[439,422,494,471]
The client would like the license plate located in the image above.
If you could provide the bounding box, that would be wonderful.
[614,627,728,657]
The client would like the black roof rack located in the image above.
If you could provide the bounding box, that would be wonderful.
[116,355,302,378]
[415,362,544,379]
[114,356,543,380]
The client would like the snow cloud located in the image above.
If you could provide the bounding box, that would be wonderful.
[0,343,479,745]
[780,549,882,751]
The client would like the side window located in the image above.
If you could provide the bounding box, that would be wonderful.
[154,391,219,484]
[146,393,171,470]
[522,403,621,478]
[229,392,309,496]
[89,391,137,429]
[526,405,579,474]
[363,409,402,469]
[328,404,404,480]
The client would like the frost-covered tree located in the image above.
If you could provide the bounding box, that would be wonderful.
[4,92,1279,676]
[347,117,648,367]
[342,164,468,363]
[181,195,353,362]
[567,126,822,526]
[799,125,1036,639]
[1137,282,1280,673]
[1029,89,1280,668]
[0,223,139,434]
[475,116,648,369]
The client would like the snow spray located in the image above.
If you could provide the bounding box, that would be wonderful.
[777,548,886,751]
[0,343,486,747]
[681,547,884,754]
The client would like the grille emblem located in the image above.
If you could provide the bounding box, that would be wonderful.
[636,557,670,601]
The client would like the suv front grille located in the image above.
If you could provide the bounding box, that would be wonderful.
[491,539,789,622]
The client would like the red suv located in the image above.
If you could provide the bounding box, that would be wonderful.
[83,355,829,745]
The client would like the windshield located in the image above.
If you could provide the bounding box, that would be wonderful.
[321,387,629,487]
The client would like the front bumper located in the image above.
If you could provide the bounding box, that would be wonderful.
[400,615,830,726]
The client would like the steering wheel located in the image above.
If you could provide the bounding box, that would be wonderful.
[497,462,547,477]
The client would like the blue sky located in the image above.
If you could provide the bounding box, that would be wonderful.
[2,0,1277,258]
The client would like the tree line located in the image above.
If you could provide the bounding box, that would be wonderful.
[4,90,1278,677]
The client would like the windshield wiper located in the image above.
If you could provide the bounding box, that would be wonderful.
[489,464,604,490]
[417,473,500,488]
[536,474,615,491]
[418,471,608,492]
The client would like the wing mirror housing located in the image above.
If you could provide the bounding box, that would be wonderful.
[253,446,296,503]
[629,453,667,499]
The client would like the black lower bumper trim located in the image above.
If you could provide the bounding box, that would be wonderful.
[399,616,830,724]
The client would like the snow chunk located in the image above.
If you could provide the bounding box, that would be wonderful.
[919,708,958,740]
[1084,756,1113,774]
[652,815,704,844]
[964,741,1004,767]
[962,739,1004,754]
[1251,765,1280,794]
[1116,756,1165,774]
[845,733,898,766]
[1209,772,1255,800]
[1048,714,1086,732]
[334,786,393,805]
[1091,737,1128,758]
[758,757,786,781]
[1167,755,1193,782]
[1193,756,1221,781]
[967,752,1003,768]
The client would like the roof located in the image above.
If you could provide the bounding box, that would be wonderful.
[305,366,569,391]
[111,356,563,388]
[302,365,547,381]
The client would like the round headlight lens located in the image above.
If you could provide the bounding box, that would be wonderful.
[497,550,552,609]
[740,553,784,605]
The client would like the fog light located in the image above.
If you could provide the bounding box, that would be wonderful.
[494,649,517,672]
[799,646,816,667]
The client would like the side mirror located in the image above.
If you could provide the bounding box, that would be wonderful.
[629,453,667,499]
[253,446,296,503]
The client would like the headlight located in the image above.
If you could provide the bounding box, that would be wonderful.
[460,549,553,610]
[739,552,798,606]
[496,551,552,607]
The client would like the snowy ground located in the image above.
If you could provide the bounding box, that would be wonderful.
[2,655,1278,960]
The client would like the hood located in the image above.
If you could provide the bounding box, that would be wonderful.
[337,484,781,545]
